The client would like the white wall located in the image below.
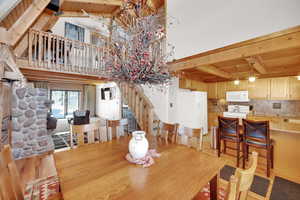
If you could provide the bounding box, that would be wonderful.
[167,0,300,60]
[142,85,170,122]
[96,82,121,120]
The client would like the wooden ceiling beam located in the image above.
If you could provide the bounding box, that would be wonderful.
[8,0,51,46]
[196,65,232,79]
[58,11,112,18]
[245,56,267,74]
[63,0,122,6]
[14,11,58,57]
[169,26,300,72]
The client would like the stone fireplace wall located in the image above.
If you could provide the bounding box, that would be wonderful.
[12,87,54,159]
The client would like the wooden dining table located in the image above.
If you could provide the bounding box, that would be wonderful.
[54,136,226,200]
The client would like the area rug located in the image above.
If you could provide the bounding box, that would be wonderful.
[220,165,270,197]
[51,132,76,149]
[270,176,300,200]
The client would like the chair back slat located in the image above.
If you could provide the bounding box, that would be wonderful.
[243,119,270,144]
[225,175,238,200]
[235,151,258,200]
[0,158,16,200]
[218,116,239,138]
[0,145,24,200]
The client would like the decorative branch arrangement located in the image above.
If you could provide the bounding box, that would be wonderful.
[84,0,174,85]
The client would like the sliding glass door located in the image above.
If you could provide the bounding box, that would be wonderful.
[50,90,80,118]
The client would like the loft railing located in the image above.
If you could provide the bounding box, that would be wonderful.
[27,29,107,75]
[118,82,154,135]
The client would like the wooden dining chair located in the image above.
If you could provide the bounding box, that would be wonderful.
[218,116,243,167]
[157,121,179,144]
[178,126,203,151]
[225,175,238,200]
[196,152,258,200]
[0,145,61,200]
[235,151,258,200]
[242,119,274,177]
[106,119,123,140]
[70,121,101,148]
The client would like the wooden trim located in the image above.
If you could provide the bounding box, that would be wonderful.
[0,27,8,44]
[0,62,4,150]
[169,26,300,71]
[63,0,122,6]
[8,0,51,46]
[58,11,112,18]
[196,65,232,79]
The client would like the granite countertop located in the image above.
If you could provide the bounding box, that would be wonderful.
[248,113,300,120]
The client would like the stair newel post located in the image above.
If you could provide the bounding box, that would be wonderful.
[28,29,33,67]
[148,108,154,135]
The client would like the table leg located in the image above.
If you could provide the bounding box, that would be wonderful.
[209,174,218,200]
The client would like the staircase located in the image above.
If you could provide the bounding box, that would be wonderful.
[119,82,155,135]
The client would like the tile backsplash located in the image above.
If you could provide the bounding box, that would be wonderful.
[208,99,300,117]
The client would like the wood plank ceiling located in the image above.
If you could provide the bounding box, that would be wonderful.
[170,26,300,83]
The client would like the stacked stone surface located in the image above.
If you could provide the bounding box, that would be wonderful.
[12,87,54,159]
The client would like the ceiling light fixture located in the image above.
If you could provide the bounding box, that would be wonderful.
[234,65,240,85]
[249,76,256,82]
[234,79,240,85]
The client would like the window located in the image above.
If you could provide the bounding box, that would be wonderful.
[50,90,80,118]
[65,22,85,42]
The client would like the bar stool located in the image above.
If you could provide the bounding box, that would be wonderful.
[217,116,243,167]
[242,119,274,177]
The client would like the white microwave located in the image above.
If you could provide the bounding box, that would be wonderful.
[226,91,249,102]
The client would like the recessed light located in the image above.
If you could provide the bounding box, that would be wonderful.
[249,76,256,82]
[234,80,240,85]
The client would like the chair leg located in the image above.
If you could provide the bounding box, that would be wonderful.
[267,148,271,177]
[237,142,240,168]
[242,143,246,169]
[271,145,274,169]
[223,140,227,154]
[217,139,221,157]
[246,145,249,161]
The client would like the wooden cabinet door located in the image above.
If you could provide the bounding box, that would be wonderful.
[191,80,208,91]
[217,82,227,99]
[248,78,270,99]
[227,80,248,91]
[207,83,217,99]
[270,77,289,100]
[289,77,300,100]
[179,78,192,89]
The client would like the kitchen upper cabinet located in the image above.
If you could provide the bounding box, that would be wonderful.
[227,80,248,91]
[270,77,289,100]
[248,78,270,99]
[179,78,192,89]
[191,80,208,91]
[289,77,300,100]
[217,82,228,99]
[207,83,217,99]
